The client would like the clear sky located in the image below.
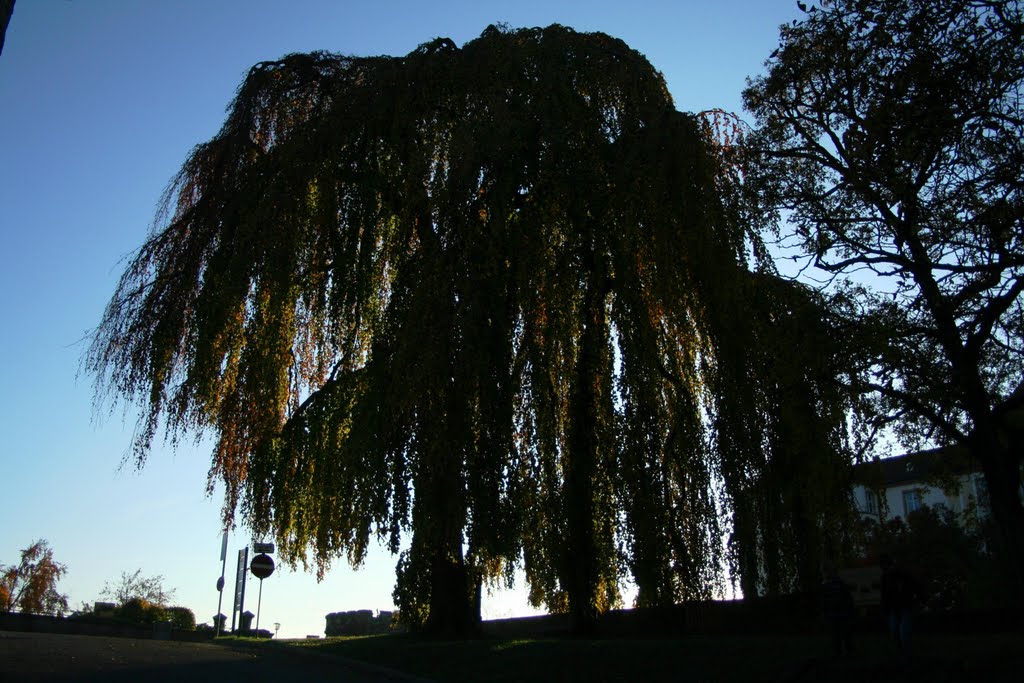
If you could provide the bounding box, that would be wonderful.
[0,0,802,639]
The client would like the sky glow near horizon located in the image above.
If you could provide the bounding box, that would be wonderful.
[0,0,801,639]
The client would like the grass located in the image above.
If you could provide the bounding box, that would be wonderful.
[267,631,1023,682]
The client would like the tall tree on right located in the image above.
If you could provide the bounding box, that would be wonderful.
[744,0,1024,600]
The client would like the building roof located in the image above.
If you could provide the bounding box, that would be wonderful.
[853,445,977,489]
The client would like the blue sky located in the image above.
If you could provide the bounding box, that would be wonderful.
[0,0,802,639]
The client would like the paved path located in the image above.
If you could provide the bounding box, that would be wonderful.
[0,631,426,683]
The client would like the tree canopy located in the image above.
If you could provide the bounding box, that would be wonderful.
[89,24,856,634]
[101,568,177,607]
[744,0,1024,597]
[0,539,69,616]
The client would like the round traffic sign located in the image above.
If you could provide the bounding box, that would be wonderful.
[250,553,275,579]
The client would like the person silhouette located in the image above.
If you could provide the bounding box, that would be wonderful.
[820,559,854,655]
[879,554,923,651]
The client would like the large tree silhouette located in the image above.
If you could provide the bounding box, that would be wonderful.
[89,25,854,634]
[744,0,1024,600]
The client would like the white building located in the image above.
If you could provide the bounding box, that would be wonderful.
[851,447,989,522]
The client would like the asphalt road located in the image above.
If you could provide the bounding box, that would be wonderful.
[0,631,427,683]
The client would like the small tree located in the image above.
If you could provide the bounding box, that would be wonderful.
[0,540,69,616]
[165,605,196,630]
[102,569,176,607]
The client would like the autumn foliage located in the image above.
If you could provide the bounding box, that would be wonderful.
[0,539,69,617]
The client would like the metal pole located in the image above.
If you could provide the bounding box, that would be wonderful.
[238,547,248,632]
[215,531,227,636]
[255,578,264,635]
[231,547,248,633]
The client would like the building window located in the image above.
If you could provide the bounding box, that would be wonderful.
[902,489,922,517]
[974,477,990,511]
[862,489,878,514]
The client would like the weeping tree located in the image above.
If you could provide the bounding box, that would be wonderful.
[88,24,855,635]
[709,273,859,598]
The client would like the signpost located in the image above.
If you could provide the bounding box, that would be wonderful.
[250,553,275,579]
[231,547,249,633]
[250,552,275,634]
[214,531,228,636]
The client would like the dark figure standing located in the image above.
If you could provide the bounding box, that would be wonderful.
[821,560,855,655]
[879,554,922,650]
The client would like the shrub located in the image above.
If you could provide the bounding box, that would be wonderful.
[860,505,1004,610]
[115,598,168,625]
[166,605,196,630]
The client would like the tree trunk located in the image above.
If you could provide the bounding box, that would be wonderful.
[973,427,1024,606]
[726,495,762,600]
[564,276,609,635]
[958,367,1024,606]
[421,398,479,636]
[425,545,478,636]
